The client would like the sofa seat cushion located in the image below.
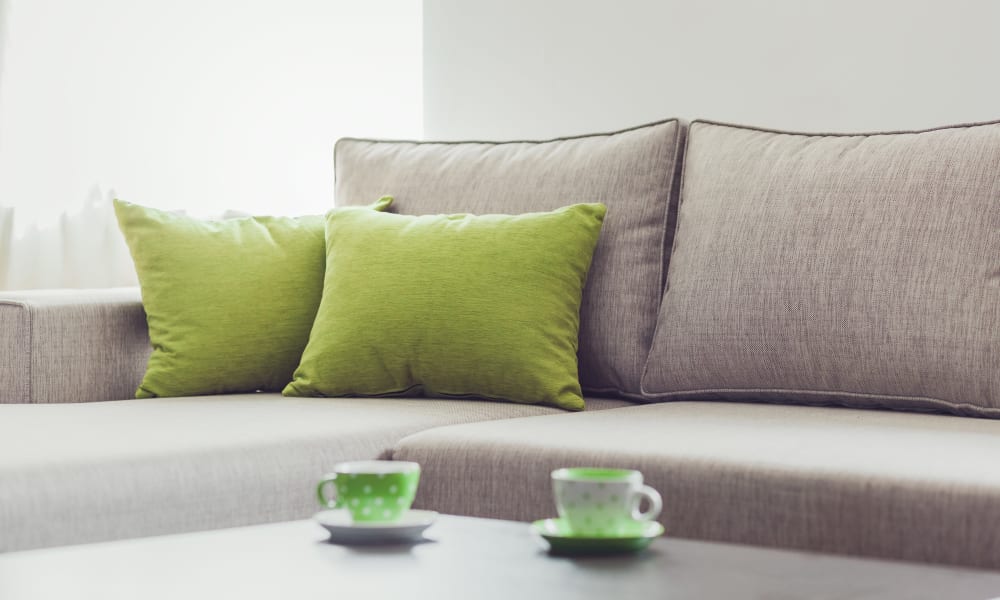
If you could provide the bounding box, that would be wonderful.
[392,402,1000,569]
[0,394,629,551]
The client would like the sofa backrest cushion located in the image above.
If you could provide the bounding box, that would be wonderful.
[642,119,1000,417]
[334,120,684,398]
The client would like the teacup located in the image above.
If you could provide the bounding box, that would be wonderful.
[551,467,662,536]
[317,460,420,522]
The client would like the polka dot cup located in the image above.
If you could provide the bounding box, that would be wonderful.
[551,468,662,537]
[317,461,421,523]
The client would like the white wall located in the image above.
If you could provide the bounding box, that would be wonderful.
[0,0,422,228]
[424,0,1000,139]
[0,0,8,91]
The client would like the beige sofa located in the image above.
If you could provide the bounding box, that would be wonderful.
[2,118,997,570]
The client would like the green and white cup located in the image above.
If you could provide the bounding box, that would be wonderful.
[317,461,421,523]
[551,467,662,537]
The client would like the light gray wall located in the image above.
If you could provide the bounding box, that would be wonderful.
[424,0,1000,139]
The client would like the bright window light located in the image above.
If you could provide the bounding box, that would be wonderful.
[0,0,423,230]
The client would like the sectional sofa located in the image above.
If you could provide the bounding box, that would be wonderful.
[1,118,998,570]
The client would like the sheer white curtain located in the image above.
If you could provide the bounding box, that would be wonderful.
[0,0,422,290]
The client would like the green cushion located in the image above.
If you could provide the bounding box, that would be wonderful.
[283,203,607,410]
[114,197,392,398]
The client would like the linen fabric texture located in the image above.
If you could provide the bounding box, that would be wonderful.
[333,120,683,399]
[284,203,607,410]
[0,288,150,403]
[642,120,1000,416]
[0,394,630,551]
[114,198,391,398]
[392,401,1000,569]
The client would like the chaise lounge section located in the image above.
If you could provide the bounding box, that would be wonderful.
[0,289,630,550]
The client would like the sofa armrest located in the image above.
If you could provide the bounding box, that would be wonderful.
[0,288,150,403]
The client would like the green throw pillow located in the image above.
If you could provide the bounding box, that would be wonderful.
[114,197,392,398]
[283,203,607,410]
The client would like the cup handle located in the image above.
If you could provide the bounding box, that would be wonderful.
[316,474,339,509]
[631,485,662,522]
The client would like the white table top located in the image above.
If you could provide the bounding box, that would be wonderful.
[1,515,999,599]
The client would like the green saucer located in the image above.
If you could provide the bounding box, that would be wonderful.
[531,518,664,556]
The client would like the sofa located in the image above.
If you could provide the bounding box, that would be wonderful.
[1,118,998,570]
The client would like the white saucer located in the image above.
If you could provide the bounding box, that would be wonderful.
[314,509,438,544]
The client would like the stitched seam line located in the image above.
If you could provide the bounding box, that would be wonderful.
[688,117,1000,138]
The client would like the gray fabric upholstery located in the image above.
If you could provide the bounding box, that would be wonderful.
[0,288,150,404]
[643,120,1000,416]
[0,394,629,551]
[393,401,1000,569]
[334,120,683,398]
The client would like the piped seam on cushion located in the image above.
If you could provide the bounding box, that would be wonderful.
[656,119,688,294]
[581,385,651,403]
[685,117,1000,140]
[638,386,1000,418]
[640,120,699,401]
[333,117,683,158]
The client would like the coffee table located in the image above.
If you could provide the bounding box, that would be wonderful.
[1,515,998,599]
